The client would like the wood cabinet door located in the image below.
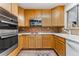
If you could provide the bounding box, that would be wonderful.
[57,6,64,27]
[52,8,58,26]
[18,7,25,27]
[22,35,29,49]
[36,35,42,48]
[42,9,52,27]
[24,9,35,27]
[18,35,24,49]
[34,9,41,18]
[0,3,11,13]
[42,35,53,48]
[29,35,36,48]
[55,40,65,56]
[52,6,64,27]
[11,3,18,16]
[55,36,66,56]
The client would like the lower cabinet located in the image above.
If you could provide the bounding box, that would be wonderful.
[36,35,42,48]
[42,35,54,48]
[17,34,66,56]
[29,35,36,48]
[18,35,24,49]
[22,34,53,49]
[23,35,29,49]
[54,35,66,56]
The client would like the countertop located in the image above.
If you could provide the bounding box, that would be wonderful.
[18,32,79,43]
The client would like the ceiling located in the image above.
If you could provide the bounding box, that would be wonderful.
[18,3,65,9]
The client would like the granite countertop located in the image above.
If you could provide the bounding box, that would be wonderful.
[18,32,79,43]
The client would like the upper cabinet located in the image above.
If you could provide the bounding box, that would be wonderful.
[42,9,52,27]
[24,9,52,27]
[34,9,42,19]
[52,6,64,27]
[0,3,11,13]
[24,9,35,27]
[0,3,18,16]
[18,7,25,27]
[11,3,18,16]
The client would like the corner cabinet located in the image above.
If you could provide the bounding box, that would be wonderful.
[52,6,64,27]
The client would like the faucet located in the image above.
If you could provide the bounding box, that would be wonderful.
[63,28,71,34]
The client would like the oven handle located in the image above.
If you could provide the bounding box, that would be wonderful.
[0,34,18,39]
[0,20,17,25]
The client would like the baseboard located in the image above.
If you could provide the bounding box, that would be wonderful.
[22,48,54,50]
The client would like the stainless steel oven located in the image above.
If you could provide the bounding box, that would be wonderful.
[0,7,18,55]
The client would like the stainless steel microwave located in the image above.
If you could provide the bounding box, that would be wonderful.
[30,20,42,27]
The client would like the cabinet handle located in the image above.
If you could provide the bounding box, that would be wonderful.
[56,40,64,45]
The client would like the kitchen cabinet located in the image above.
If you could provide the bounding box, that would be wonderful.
[42,35,54,48]
[21,34,54,49]
[52,6,64,27]
[42,9,52,27]
[11,3,18,16]
[34,9,42,19]
[54,35,66,56]
[0,3,11,13]
[23,35,29,49]
[18,35,24,49]
[22,35,42,48]
[24,9,52,27]
[24,9,33,27]
[0,3,18,16]
[25,9,41,27]
[29,35,36,48]
[18,7,25,27]
[36,35,42,48]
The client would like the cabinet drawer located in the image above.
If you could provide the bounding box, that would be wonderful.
[55,36,65,43]
[55,40,65,56]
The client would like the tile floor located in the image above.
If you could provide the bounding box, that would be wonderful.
[18,50,57,56]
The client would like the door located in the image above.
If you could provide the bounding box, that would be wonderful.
[11,3,18,16]
[18,35,24,49]
[25,9,35,27]
[52,6,64,27]
[23,35,29,49]
[36,35,42,48]
[29,35,36,48]
[55,36,66,56]
[42,9,52,27]
[42,35,53,48]
[18,7,25,27]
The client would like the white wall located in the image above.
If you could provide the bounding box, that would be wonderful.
[64,3,78,29]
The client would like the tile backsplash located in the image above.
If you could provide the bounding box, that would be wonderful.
[19,27,63,33]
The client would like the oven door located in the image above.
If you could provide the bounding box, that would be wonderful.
[0,35,18,50]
